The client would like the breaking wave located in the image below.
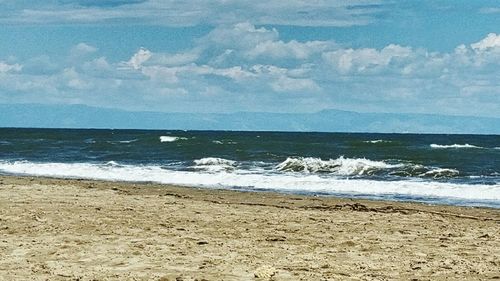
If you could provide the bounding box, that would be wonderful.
[364,140,392,144]
[107,139,139,144]
[275,156,402,176]
[159,136,187,143]
[430,144,482,149]
[275,157,465,179]
[419,168,460,179]
[104,161,121,167]
[193,157,237,172]
[117,139,138,144]
[0,160,498,207]
[212,140,238,145]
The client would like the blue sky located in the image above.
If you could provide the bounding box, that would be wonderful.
[0,0,499,117]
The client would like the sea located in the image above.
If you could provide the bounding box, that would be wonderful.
[0,128,499,208]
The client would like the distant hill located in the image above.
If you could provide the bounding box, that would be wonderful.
[1,103,499,134]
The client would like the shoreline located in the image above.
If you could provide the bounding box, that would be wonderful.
[2,173,499,210]
[1,175,499,280]
[3,174,500,212]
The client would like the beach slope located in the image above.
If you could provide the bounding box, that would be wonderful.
[0,176,499,280]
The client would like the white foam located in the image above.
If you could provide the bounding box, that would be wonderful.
[107,139,139,144]
[419,168,459,179]
[105,161,121,167]
[194,157,236,166]
[430,144,481,149]
[118,139,138,144]
[364,140,391,144]
[212,140,237,145]
[275,156,402,176]
[193,157,236,172]
[159,136,187,142]
[0,161,498,203]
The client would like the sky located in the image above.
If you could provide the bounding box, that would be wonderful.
[0,0,499,117]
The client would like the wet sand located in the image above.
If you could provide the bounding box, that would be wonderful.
[0,176,499,280]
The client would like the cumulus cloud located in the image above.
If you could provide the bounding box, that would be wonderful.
[197,23,337,68]
[126,48,152,70]
[1,24,499,116]
[322,44,413,74]
[148,51,200,67]
[246,40,335,60]
[445,33,500,69]
[62,67,93,90]
[201,23,279,51]
[470,33,500,51]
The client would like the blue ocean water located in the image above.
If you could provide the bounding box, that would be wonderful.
[0,128,499,207]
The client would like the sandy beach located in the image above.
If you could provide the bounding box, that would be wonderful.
[0,176,499,280]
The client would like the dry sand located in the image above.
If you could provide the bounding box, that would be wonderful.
[0,176,499,280]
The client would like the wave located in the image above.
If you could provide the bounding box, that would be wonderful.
[0,141,11,145]
[363,140,392,144]
[387,164,459,179]
[104,161,122,167]
[212,140,238,145]
[275,156,402,176]
[430,144,482,149]
[419,168,459,179]
[159,136,187,143]
[107,139,139,144]
[276,157,463,179]
[117,139,138,144]
[193,157,236,172]
[0,160,498,206]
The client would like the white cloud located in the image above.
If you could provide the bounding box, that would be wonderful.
[68,43,99,64]
[1,26,499,117]
[202,22,279,50]
[83,57,111,72]
[246,40,335,60]
[446,33,500,68]
[250,65,288,76]
[126,47,152,69]
[322,44,412,74]
[140,65,179,84]
[470,33,500,51]
[140,63,256,84]
[0,61,22,73]
[198,23,338,68]
[62,67,93,90]
[148,51,200,67]
[71,42,98,56]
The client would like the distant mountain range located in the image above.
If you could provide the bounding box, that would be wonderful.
[1,103,499,134]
